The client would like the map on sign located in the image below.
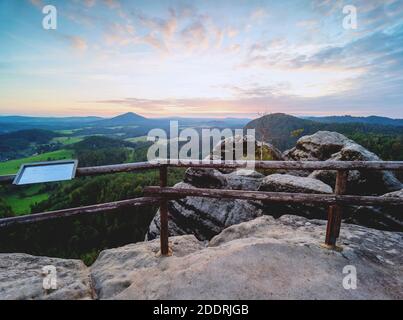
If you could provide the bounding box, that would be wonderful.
[13,160,78,185]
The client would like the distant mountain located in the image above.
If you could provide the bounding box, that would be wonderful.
[0,115,102,124]
[304,115,403,127]
[245,113,403,150]
[245,114,319,150]
[95,112,148,126]
[0,115,103,133]
[0,112,251,133]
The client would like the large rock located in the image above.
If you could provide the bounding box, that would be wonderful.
[113,216,403,300]
[212,134,283,163]
[184,167,264,190]
[90,235,204,299]
[283,131,350,161]
[147,131,401,237]
[0,253,93,300]
[284,131,402,195]
[381,189,403,228]
[1,215,402,299]
[346,189,403,232]
[258,173,332,219]
[147,169,265,240]
[259,173,333,194]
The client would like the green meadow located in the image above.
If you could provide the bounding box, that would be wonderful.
[2,184,50,215]
[51,136,83,145]
[125,135,148,143]
[0,149,75,175]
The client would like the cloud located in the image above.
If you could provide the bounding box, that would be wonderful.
[133,7,228,53]
[223,83,291,98]
[226,27,239,38]
[84,0,96,7]
[142,32,168,52]
[293,27,403,70]
[181,21,209,50]
[296,19,318,29]
[250,8,268,20]
[104,23,135,46]
[28,0,43,8]
[243,23,403,79]
[69,36,88,52]
[92,79,403,117]
[135,9,179,52]
[103,0,120,9]
[138,11,178,39]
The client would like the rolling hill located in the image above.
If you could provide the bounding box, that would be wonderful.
[244,113,403,151]
[305,115,403,127]
[0,116,103,133]
[93,112,149,127]
[0,129,58,161]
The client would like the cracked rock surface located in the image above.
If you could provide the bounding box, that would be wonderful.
[2,215,401,300]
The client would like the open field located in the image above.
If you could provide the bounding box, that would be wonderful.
[55,129,81,135]
[1,184,49,215]
[51,136,83,145]
[0,149,75,175]
[125,136,148,143]
[3,189,49,215]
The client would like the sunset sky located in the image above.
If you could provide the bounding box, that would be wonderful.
[0,0,402,118]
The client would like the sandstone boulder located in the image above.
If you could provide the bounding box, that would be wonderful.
[283,131,401,195]
[1,215,402,300]
[116,216,403,300]
[90,235,204,299]
[259,173,333,194]
[147,182,263,241]
[212,134,283,163]
[0,253,93,300]
[345,189,403,232]
[258,173,332,219]
[147,167,265,241]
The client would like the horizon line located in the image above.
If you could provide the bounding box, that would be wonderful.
[0,112,402,120]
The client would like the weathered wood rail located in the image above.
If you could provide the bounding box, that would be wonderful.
[0,160,402,254]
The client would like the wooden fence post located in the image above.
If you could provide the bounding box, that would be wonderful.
[325,170,348,247]
[159,165,169,256]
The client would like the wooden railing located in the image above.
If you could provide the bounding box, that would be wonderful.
[1,160,402,255]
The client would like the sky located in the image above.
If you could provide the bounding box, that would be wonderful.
[0,0,402,118]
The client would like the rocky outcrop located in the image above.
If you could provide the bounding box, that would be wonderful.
[383,188,403,199]
[147,167,266,241]
[258,173,333,219]
[283,131,350,161]
[100,216,403,299]
[0,253,93,300]
[284,131,402,195]
[212,134,283,163]
[346,189,403,231]
[1,215,402,299]
[131,218,402,300]
[147,131,401,238]
[147,181,264,241]
[184,167,264,190]
[259,174,333,194]
[90,235,204,299]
